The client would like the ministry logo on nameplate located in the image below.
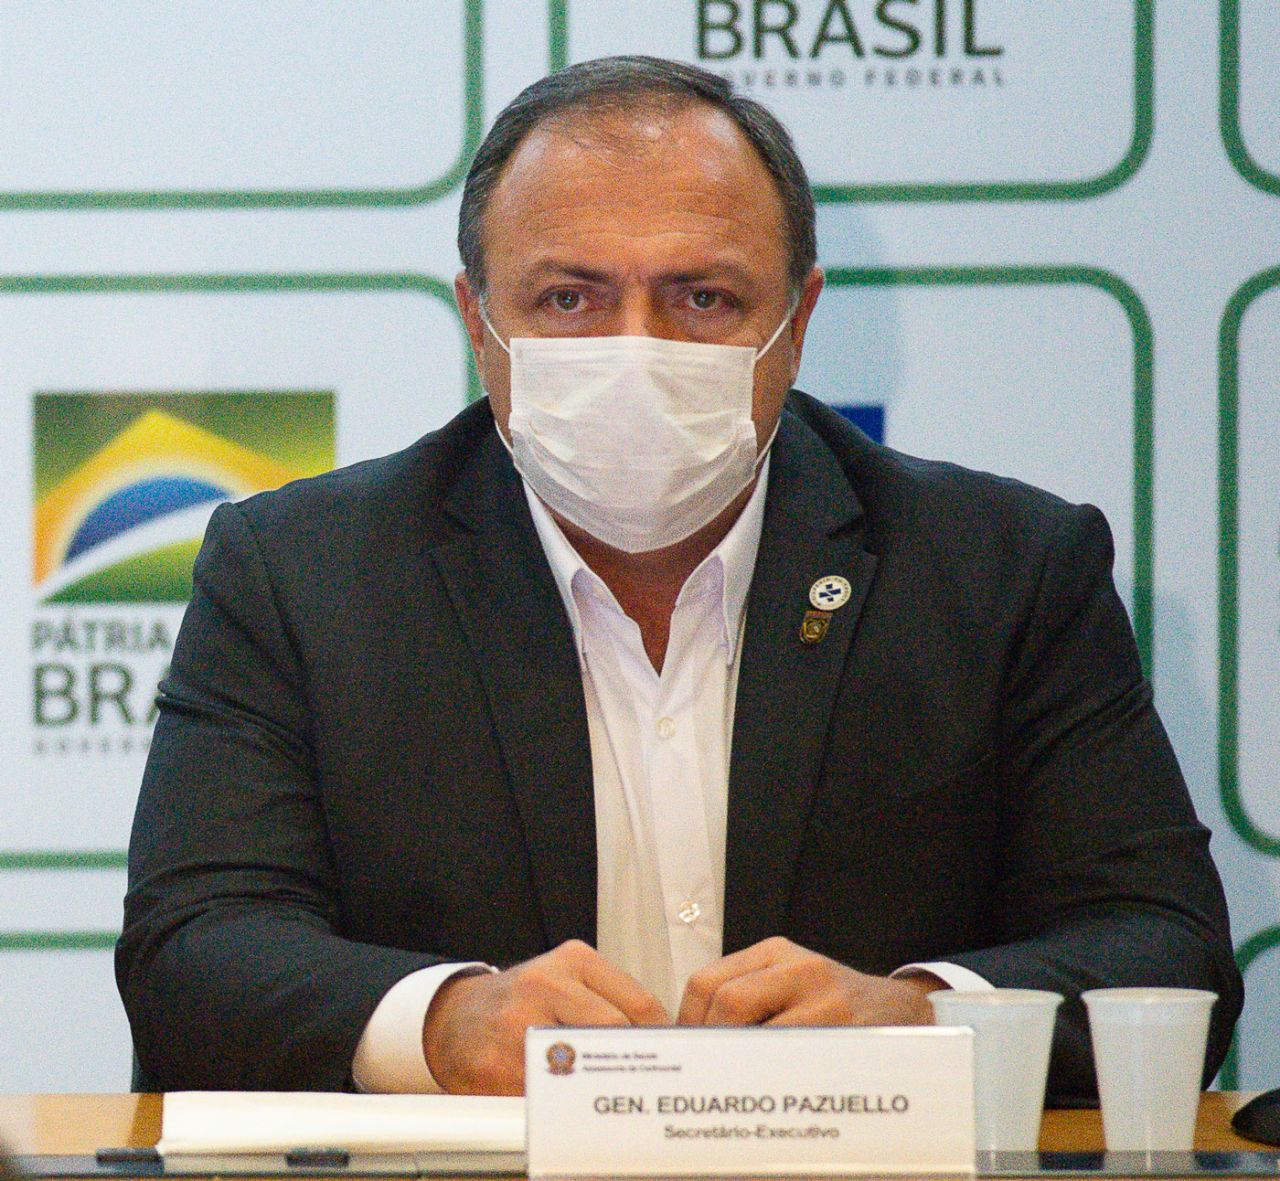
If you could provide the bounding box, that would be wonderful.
[554,0,1149,198]
[547,1042,578,1076]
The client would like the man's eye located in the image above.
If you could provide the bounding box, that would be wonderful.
[550,290,581,312]
[689,290,726,311]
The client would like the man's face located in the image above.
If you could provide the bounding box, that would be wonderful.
[455,101,824,452]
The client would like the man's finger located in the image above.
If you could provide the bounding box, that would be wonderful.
[560,942,670,1026]
[700,963,806,1026]
[677,937,796,1025]
[548,979,634,1027]
[763,1002,831,1027]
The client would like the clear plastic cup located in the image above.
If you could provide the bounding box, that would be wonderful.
[1082,987,1217,1151]
[929,988,1063,1151]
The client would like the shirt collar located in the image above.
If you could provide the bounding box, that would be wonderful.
[524,454,771,666]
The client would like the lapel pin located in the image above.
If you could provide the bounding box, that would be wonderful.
[810,575,852,611]
[800,609,831,645]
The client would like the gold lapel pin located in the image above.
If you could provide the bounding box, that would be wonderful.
[800,609,831,645]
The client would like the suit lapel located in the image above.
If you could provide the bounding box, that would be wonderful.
[429,430,597,950]
[724,413,877,952]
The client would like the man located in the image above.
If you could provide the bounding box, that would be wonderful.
[117,56,1241,1101]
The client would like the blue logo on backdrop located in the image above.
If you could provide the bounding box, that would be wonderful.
[833,404,885,444]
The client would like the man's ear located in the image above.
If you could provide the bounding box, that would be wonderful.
[454,271,488,365]
[787,266,825,381]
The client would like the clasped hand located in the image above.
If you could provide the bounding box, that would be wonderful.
[422,936,941,1094]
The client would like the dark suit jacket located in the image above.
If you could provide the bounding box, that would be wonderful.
[117,392,1241,1101]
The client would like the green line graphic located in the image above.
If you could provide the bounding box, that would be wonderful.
[0,851,127,870]
[0,931,119,951]
[824,266,1154,673]
[1220,0,1280,197]
[549,0,568,71]
[1217,267,1280,854]
[550,1,1152,203]
[0,2,484,210]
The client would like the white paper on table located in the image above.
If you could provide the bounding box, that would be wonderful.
[157,1091,525,1156]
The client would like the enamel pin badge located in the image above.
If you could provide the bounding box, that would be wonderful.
[809,575,852,610]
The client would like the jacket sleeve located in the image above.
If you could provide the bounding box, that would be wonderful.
[116,502,443,1092]
[948,502,1242,1106]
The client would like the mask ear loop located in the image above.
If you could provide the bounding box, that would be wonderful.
[751,300,802,465]
[476,306,515,424]
[754,297,802,366]
[479,307,512,357]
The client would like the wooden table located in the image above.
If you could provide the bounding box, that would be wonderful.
[0,1092,1267,1160]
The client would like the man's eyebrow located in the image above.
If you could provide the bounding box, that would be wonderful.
[661,264,756,287]
[520,261,613,285]
[518,260,759,287]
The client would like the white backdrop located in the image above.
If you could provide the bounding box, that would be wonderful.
[0,1,1276,1093]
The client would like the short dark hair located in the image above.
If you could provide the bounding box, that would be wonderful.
[458,55,817,299]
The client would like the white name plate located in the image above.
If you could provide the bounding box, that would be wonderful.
[526,1026,975,1177]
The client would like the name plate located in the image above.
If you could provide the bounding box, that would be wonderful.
[525,1026,975,1176]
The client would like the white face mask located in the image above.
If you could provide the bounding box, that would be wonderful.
[484,312,792,553]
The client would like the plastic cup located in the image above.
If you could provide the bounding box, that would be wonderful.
[1082,987,1217,1151]
[929,988,1063,1152]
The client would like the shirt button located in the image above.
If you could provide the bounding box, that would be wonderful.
[656,716,676,739]
[677,900,702,925]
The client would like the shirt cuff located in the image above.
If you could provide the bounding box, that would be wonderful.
[351,962,494,1093]
[891,961,994,993]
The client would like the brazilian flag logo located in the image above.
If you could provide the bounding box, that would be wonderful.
[33,391,334,604]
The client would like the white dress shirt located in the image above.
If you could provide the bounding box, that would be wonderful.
[533,453,770,1018]
[352,458,988,1092]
